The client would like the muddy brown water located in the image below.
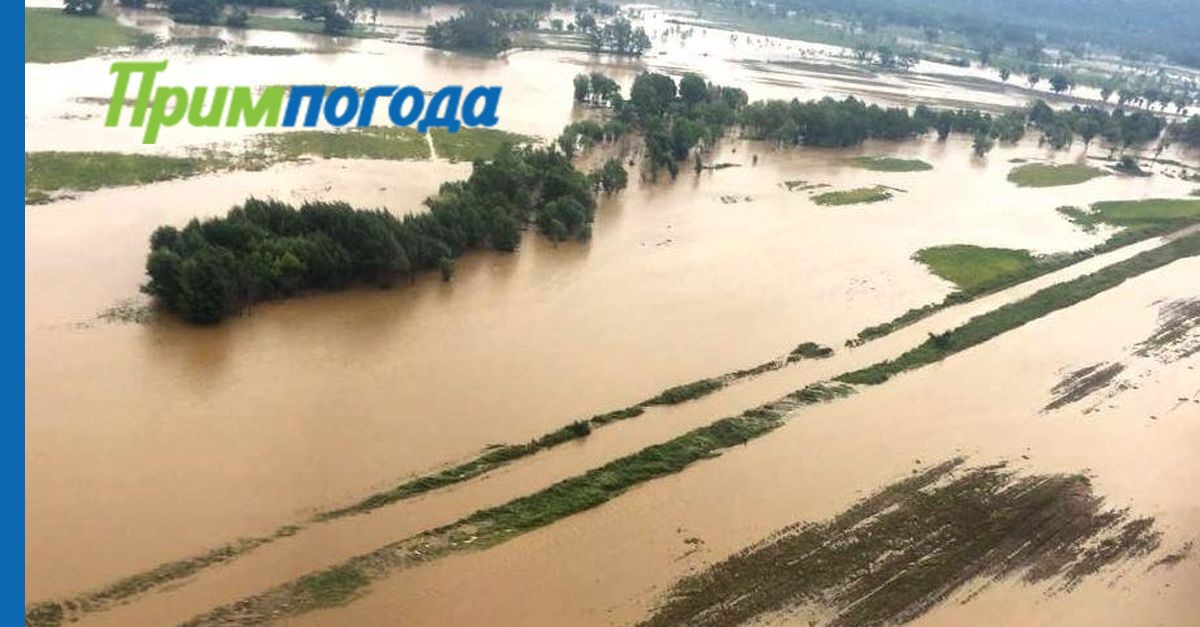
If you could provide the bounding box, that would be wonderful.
[281,258,1200,627]
[25,133,1196,606]
[24,2,1200,621]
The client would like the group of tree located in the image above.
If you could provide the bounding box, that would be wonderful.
[580,15,650,56]
[296,0,359,34]
[63,0,102,15]
[851,43,919,69]
[1168,115,1200,148]
[425,7,513,53]
[563,71,750,179]
[572,72,621,106]
[736,94,1169,158]
[144,145,613,323]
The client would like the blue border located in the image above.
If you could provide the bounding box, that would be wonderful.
[12,0,26,614]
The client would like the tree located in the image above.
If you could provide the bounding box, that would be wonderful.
[679,73,707,106]
[972,131,995,157]
[573,74,591,102]
[63,0,102,15]
[999,68,1010,82]
[167,0,222,24]
[1049,73,1072,94]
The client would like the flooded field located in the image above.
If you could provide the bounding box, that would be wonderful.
[24,1,1200,625]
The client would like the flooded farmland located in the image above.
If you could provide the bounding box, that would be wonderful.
[24,0,1200,626]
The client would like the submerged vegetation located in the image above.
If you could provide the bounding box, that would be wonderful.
[1007,162,1107,187]
[429,127,531,162]
[143,145,600,322]
[642,459,1162,627]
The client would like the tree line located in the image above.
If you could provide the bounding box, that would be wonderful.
[144,145,624,323]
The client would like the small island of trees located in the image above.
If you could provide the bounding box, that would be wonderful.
[144,145,618,323]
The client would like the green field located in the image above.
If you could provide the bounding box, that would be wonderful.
[849,156,933,172]
[430,128,533,162]
[1006,163,1107,188]
[257,127,431,161]
[812,186,893,206]
[243,15,385,38]
[1087,198,1200,225]
[25,152,211,203]
[25,8,153,63]
[913,245,1039,292]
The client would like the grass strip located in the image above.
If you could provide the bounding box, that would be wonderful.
[838,231,1200,385]
[175,383,856,626]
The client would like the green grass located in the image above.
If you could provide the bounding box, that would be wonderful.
[1088,198,1200,225]
[25,152,211,203]
[913,245,1039,292]
[258,127,430,161]
[243,14,385,38]
[25,8,154,63]
[849,156,933,172]
[1006,163,1107,188]
[25,129,433,202]
[812,186,892,206]
[838,232,1200,385]
[430,128,532,162]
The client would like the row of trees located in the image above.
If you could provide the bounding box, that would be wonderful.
[736,95,1171,157]
[145,145,612,322]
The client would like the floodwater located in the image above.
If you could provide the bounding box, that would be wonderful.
[24,0,1200,623]
[285,257,1200,627]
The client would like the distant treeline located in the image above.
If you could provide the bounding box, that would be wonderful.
[737,0,1200,69]
[737,97,1169,154]
[144,146,622,323]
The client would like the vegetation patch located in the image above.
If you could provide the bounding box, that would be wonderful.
[1133,298,1200,362]
[25,8,153,63]
[838,232,1200,385]
[258,127,430,161]
[1044,362,1126,412]
[25,152,210,203]
[175,383,855,627]
[1007,163,1107,188]
[788,341,833,362]
[781,179,828,192]
[640,379,725,406]
[641,460,1162,627]
[913,245,1039,292]
[429,128,532,162]
[812,185,892,206]
[849,155,933,172]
